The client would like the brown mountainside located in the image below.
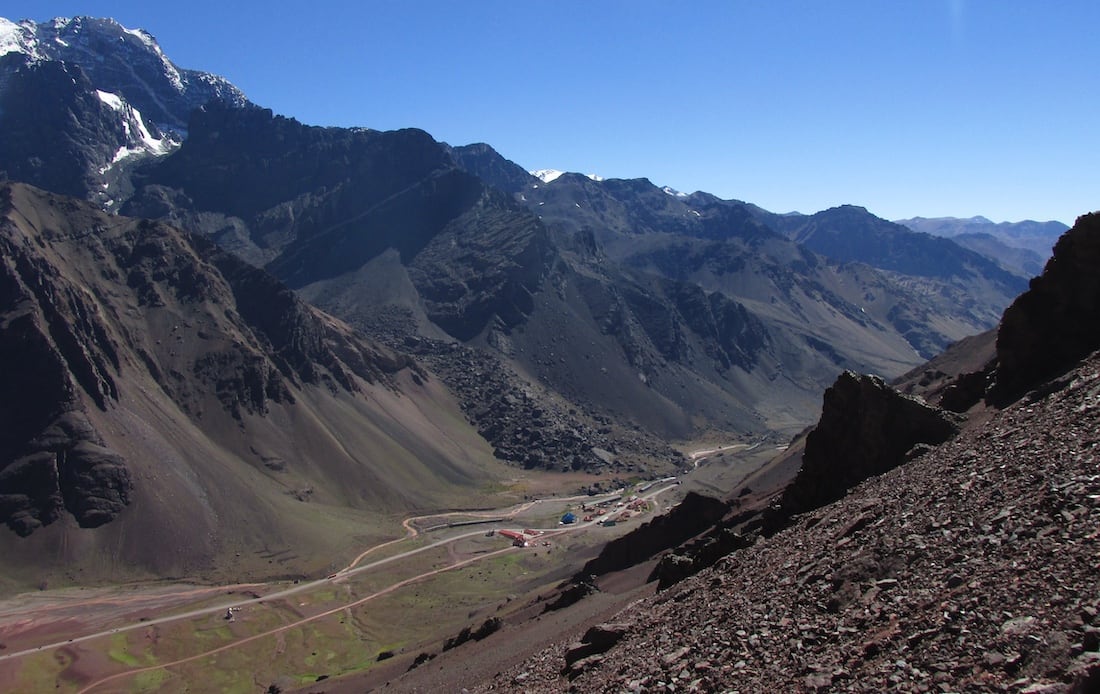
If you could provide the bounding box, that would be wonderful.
[0,183,503,587]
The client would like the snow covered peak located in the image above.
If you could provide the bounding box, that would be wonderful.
[530,169,605,184]
[531,169,565,183]
[0,15,247,135]
[0,17,41,59]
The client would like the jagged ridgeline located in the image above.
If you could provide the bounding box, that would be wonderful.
[1,15,1033,462]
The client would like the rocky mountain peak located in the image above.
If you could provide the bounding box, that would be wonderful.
[0,15,247,135]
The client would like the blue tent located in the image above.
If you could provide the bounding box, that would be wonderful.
[561,512,577,524]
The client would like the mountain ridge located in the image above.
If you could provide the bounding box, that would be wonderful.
[0,182,505,583]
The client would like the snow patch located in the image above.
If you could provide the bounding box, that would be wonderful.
[97,95,177,173]
[122,26,158,49]
[96,90,124,111]
[531,169,565,183]
[531,169,604,183]
[129,102,174,154]
[662,186,689,198]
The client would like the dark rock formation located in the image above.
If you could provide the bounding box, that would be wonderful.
[574,492,729,580]
[442,617,503,652]
[991,212,1100,404]
[563,623,631,677]
[780,371,962,517]
[650,525,755,591]
[0,410,132,537]
[541,578,600,614]
[938,363,994,413]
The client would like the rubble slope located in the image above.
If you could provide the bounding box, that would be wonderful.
[487,348,1100,693]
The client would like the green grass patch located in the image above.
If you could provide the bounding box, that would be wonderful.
[9,650,72,693]
[132,669,170,691]
[108,633,143,667]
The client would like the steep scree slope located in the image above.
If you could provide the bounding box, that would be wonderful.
[483,348,1100,693]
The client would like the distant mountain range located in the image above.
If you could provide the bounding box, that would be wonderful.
[896,215,1068,277]
[0,14,1062,581]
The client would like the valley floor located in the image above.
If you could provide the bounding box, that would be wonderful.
[0,473,713,693]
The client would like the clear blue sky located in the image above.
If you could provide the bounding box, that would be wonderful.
[7,1,1098,224]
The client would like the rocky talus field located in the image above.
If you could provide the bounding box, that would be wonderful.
[480,348,1100,693]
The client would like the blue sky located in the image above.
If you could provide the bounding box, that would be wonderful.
[6,1,1098,224]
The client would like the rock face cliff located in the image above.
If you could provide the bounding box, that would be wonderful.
[779,371,962,516]
[992,212,1100,404]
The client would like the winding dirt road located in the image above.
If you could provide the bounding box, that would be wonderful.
[0,484,676,692]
